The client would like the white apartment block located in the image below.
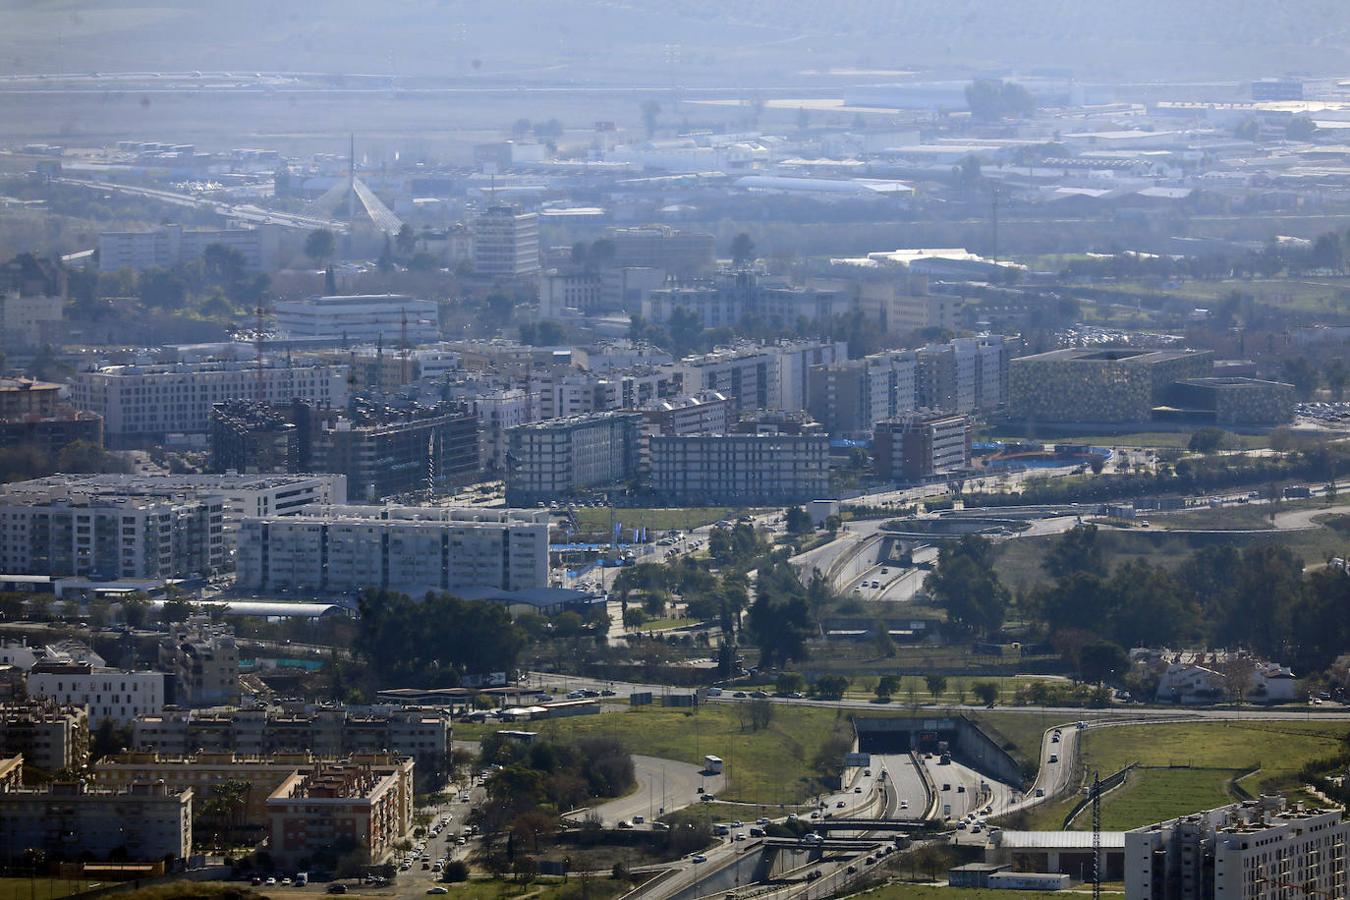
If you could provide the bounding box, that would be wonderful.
[0,490,224,580]
[274,294,441,344]
[159,618,239,707]
[473,206,540,278]
[27,663,166,727]
[236,505,549,597]
[505,412,642,506]
[0,777,193,863]
[70,361,348,446]
[99,222,279,273]
[0,703,90,773]
[1125,797,1350,900]
[680,341,845,414]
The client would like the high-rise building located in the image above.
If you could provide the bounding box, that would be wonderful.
[639,391,734,437]
[1125,797,1350,900]
[235,505,549,596]
[874,413,972,480]
[679,342,849,414]
[473,205,540,278]
[158,618,239,707]
[505,411,642,506]
[807,350,917,437]
[70,361,348,447]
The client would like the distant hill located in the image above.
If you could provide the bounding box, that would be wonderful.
[3,0,1346,83]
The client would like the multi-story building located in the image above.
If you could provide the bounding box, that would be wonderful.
[648,431,831,506]
[677,345,776,414]
[70,361,348,447]
[235,505,549,596]
[131,706,450,787]
[0,489,224,579]
[532,367,683,420]
[0,291,65,351]
[0,377,103,455]
[273,294,441,345]
[158,618,239,707]
[873,413,972,481]
[807,350,918,437]
[265,755,414,867]
[0,702,90,773]
[855,280,961,337]
[0,772,193,864]
[505,411,642,505]
[208,399,479,501]
[1009,348,1215,425]
[539,270,604,318]
[1124,797,1350,900]
[643,284,744,329]
[1160,377,1296,427]
[607,225,715,275]
[26,662,166,727]
[916,335,1011,415]
[98,222,280,273]
[473,206,540,278]
[639,391,734,437]
[471,388,531,473]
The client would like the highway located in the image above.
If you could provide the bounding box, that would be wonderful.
[574,755,724,827]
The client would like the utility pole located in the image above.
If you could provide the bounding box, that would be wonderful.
[1091,770,1102,900]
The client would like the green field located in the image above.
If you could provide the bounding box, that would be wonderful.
[1023,720,1347,831]
[572,507,748,536]
[0,880,88,900]
[984,430,1269,450]
[456,703,859,804]
[854,884,1121,900]
[632,617,701,632]
[1090,277,1350,314]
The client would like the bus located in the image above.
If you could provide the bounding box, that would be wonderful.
[704,755,724,775]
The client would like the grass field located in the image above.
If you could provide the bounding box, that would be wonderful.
[632,617,700,632]
[0,880,88,900]
[1091,277,1350,314]
[984,430,1269,450]
[572,507,748,536]
[456,703,859,804]
[854,884,1122,900]
[1022,720,1348,831]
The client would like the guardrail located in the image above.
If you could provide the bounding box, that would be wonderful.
[912,750,940,822]
[1060,763,1135,829]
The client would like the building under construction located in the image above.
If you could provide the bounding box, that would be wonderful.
[209,397,479,502]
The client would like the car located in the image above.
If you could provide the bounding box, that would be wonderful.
[601,689,616,696]
[836,800,846,808]
[1035,788,1046,797]
[251,878,264,887]
[692,855,708,863]
[422,862,431,870]
[807,871,822,881]
[734,833,746,841]
[956,821,967,830]
[632,815,645,824]
[863,769,871,776]
[652,821,671,832]
[617,820,632,829]
[942,783,951,791]
[265,879,277,886]
[847,865,858,874]
[787,691,805,699]
[854,786,862,793]
[750,826,765,837]
[428,889,450,895]
[751,690,769,699]
[706,687,723,697]
[1051,734,1060,743]
[810,811,820,819]
[732,820,744,828]
[971,825,983,834]
[1049,754,1059,764]
[701,794,716,802]
[900,800,909,809]
[733,691,747,698]
[281,878,293,886]
[957,785,966,793]
[756,817,770,825]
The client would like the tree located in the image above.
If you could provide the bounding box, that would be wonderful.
[1043,524,1105,579]
[395,223,417,257]
[776,671,806,695]
[875,675,900,702]
[1189,427,1240,453]
[965,79,1035,121]
[1282,357,1320,401]
[91,718,132,762]
[972,681,1000,707]
[730,232,756,268]
[1310,233,1345,272]
[747,698,774,731]
[304,228,336,265]
[1079,641,1129,685]
[871,620,896,658]
[785,506,813,535]
[1325,358,1348,402]
[924,538,1009,637]
[324,265,338,295]
[641,99,661,137]
[1286,116,1319,141]
[160,597,197,624]
[814,674,849,700]
[924,674,948,701]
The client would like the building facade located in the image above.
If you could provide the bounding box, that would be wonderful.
[874,413,972,480]
[473,206,541,278]
[235,505,549,596]
[1125,797,1350,900]
[273,294,441,344]
[26,663,166,727]
[505,412,642,505]
[1009,348,1213,425]
[158,619,239,707]
[265,756,414,867]
[71,362,348,446]
[0,702,90,773]
[648,432,831,505]
[98,223,279,273]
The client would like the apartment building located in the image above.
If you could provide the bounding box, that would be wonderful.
[874,413,972,480]
[473,206,540,278]
[639,391,734,437]
[505,411,642,505]
[0,291,65,351]
[266,756,414,867]
[0,702,90,773]
[158,618,239,707]
[273,293,441,344]
[236,505,549,596]
[0,774,193,863]
[26,662,165,727]
[648,432,831,506]
[532,367,682,420]
[0,489,224,580]
[471,388,531,473]
[0,377,103,455]
[807,350,918,437]
[1125,797,1350,900]
[98,222,280,273]
[916,335,1011,415]
[608,225,715,275]
[131,705,451,787]
[70,361,348,446]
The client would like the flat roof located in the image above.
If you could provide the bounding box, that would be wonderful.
[997,830,1126,850]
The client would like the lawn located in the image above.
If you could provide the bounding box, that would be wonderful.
[632,617,700,632]
[0,880,89,900]
[854,884,1121,900]
[572,508,748,536]
[1091,277,1350,315]
[983,430,1269,450]
[1022,720,1348,832]
[457,703,859,805]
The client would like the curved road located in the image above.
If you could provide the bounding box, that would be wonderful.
[574,755,724,826]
